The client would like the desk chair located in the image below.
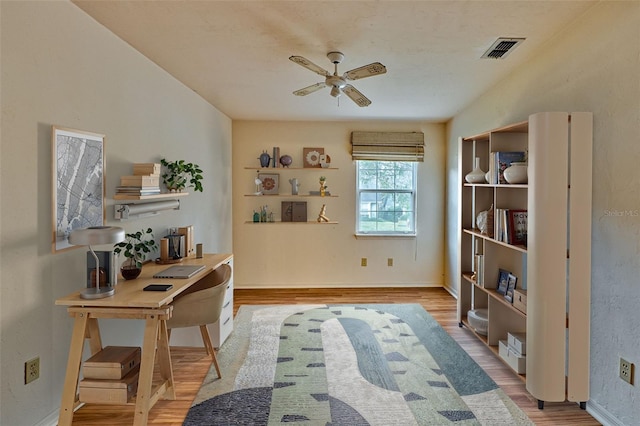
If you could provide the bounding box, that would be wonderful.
[166,263,231,378]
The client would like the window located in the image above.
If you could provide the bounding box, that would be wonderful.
[356,161,416,235]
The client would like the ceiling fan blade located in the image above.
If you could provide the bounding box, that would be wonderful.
[289,56,331,77]
[342,84,371,107]
[293,82,326,96]
[344,62,387,80]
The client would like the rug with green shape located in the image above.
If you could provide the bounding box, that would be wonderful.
[185,304,532,425]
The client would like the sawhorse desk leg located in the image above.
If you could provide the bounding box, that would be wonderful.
[58,312,102,426]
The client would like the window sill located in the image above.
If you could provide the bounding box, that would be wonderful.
[354,233,416,239]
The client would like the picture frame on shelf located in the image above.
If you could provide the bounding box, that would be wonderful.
[496,269,510,295]
[303,147,324,168]
[51,126,105,253]
[258,173,279,195]
[504,273,518,303]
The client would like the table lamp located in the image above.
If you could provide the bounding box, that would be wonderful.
[69,226,125,299]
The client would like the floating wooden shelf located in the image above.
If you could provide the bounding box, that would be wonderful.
[244,167,338,170]
[244,194,338,198]
[244,221,338,225]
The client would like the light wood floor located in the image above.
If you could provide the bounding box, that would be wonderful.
[69,287,600,425]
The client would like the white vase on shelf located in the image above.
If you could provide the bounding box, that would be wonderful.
[504,162,528,184]
[465,157,486,183]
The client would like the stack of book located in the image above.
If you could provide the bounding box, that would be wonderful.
[116,163,161,196]
[494,208,528,245]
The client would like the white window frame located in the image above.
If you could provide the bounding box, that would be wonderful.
[355,160,417,236]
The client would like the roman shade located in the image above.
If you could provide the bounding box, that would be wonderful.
[351,131,424,162]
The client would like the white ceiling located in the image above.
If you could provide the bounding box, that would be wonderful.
[73,1,597,122]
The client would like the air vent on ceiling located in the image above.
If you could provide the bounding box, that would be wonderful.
[481,37,525,59]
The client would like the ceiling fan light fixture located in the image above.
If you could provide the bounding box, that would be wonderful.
[290,51,386,107]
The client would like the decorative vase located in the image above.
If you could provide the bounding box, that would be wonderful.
[279,154,293,168]
[485,171,491,184]
[465,157,486,183]
[504,162,528,184]
[121,265,141,280]
[289,178,299,195]
[259,151,271,168]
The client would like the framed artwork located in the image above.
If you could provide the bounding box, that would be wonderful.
[303,147,324,168]
[52,126,106,253]
[258,173,279,195]
[496,269,510,295]
[504,273,518,303]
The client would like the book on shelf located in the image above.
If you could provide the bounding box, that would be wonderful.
[507,209,528,245]
[116,186,161,195]
[133,163,160,176]
[489,151,526,184]
[120,175,160,187]
[494,208,528,245]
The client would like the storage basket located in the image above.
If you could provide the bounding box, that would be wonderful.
[467,308,488,335]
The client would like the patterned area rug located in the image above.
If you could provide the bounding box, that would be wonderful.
[185,304,532,425]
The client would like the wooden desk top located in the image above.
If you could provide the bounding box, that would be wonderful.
[55,253,233,309]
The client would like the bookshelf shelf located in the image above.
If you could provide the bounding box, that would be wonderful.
[457,112,592,408]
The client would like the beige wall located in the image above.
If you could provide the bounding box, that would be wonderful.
[0,2,232,425]
[232,120,445,288]
[445,2,640,424]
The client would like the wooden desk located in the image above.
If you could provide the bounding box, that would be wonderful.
[56,253,233,426]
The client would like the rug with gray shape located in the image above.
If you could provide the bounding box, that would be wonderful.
[184,304,532,425]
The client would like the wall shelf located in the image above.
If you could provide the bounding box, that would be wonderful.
[244,221,338,225]
[244,194,338,198]
[244,167,338,170]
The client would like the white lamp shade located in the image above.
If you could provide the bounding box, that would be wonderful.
[69,226,125,246]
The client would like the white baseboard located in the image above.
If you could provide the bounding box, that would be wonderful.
[234,282,443,289]
[586,400,625,426]
[34,410,59,426]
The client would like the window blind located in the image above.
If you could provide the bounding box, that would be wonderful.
[351,131,424,162]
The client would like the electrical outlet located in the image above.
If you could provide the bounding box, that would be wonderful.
[25,357,39,384]
[620,358,634,385]
[388,258,393,267]
[361,258,367,267]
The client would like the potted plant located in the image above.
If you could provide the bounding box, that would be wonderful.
[113,228,158,280]
[160,158,204,192]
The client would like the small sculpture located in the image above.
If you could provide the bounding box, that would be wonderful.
[317,204,330,222]
[319,176,327,197]
[319,154,331,168]
[254,174,263,195]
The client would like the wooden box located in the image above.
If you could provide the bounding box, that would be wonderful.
[513,289,527,314]
[79,368,139,404]
[83,346,141,380]
[281,201,307,222]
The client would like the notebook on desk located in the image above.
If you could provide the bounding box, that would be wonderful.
[153,264,205,279]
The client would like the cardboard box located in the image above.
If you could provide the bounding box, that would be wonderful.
[513,289,527,314]
[499,340,526,374]
[83,346,141,380]
[508,332,527,356]
[79,368,139,404]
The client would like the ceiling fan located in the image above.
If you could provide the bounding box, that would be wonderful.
[289,52,387,107]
